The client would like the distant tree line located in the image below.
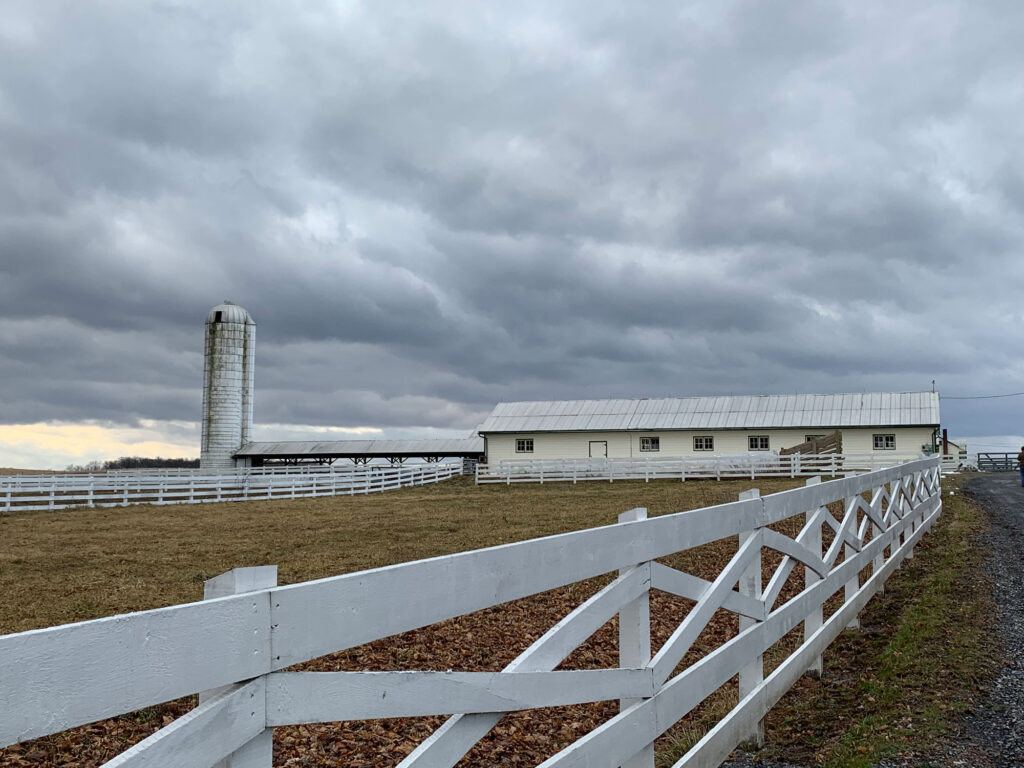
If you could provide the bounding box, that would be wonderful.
[66,456,201,472]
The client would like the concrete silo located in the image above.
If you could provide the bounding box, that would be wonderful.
[200,302,256,472]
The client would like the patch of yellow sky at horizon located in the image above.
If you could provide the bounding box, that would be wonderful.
[0,422,384,471]
[0,422,196,470]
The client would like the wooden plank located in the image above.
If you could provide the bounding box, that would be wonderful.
[536,498,938,768]
[270,499,762,669]
[761,504,829,611]
[650,563,765,621]
[202,567,277,768]
[650,530,762,686]
[737,490,764,748]
[398,565,650,768]
[617,507,654,768]
[761,528,827,579]
[758,458,933,525]
[99,680,265,768]
[205,567,279,600]
[671,497,940,768]
[266,669,653,723]
[0,594,271,748]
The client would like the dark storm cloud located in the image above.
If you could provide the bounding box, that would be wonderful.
[1,0,1023,445]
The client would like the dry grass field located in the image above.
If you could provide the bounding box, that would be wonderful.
[0,474,803,634]
[0,473,996,767]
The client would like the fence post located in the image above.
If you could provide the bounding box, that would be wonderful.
[202,566,277,768]
[899,474,912,559]
[841,473,861,629]
[873,480,886,596]
[737,488,765,747]
[618,507,653,768]
[803,476,823,677]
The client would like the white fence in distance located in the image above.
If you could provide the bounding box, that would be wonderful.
[0,462,460,513]
[477,452,956,484]
[0,457,943,767]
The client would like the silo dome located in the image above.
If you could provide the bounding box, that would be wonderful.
[206,302,255,326]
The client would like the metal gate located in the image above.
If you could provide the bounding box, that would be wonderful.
[977,452,1017,471]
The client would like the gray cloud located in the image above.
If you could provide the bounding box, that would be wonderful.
[1,0,1022,449]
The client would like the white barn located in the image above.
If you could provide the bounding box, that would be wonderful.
[478,392,940,464]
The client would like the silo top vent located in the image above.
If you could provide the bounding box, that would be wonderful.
[206,302,255,325]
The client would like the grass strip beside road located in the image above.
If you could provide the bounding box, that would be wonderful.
[743,473,999,767]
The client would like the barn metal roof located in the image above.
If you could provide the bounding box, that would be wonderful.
[234,437,484,458]
[477,392,940,433]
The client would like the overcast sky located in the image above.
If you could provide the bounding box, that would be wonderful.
[1,1,1022,468]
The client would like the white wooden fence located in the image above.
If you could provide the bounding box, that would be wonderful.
[476,452,941,484]
[0,462,459,513]
[0,457,942,767]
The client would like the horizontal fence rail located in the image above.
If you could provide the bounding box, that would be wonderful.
[0,462,460,513]
[0,457,943,767]
[476,452,948,484]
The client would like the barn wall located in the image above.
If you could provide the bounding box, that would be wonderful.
[839,427,935,456]
[484,427,936,463]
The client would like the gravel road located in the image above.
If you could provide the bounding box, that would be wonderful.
[723,472,1024,768]
[942,472,1024,767]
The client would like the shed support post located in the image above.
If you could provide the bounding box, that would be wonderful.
[202,566,277,768]
[618,507,653,768]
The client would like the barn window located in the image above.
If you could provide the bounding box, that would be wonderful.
[748,435,770,451]
[805,434,826,442]
[693,436,714,451]
[640,437,660,452]
[516,438,534,453]
[873,434,896,450]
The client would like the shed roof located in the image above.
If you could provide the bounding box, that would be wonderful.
[235,437,484,459]
[477,392,940,433]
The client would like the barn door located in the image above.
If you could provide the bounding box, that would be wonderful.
[589,441,608,458]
